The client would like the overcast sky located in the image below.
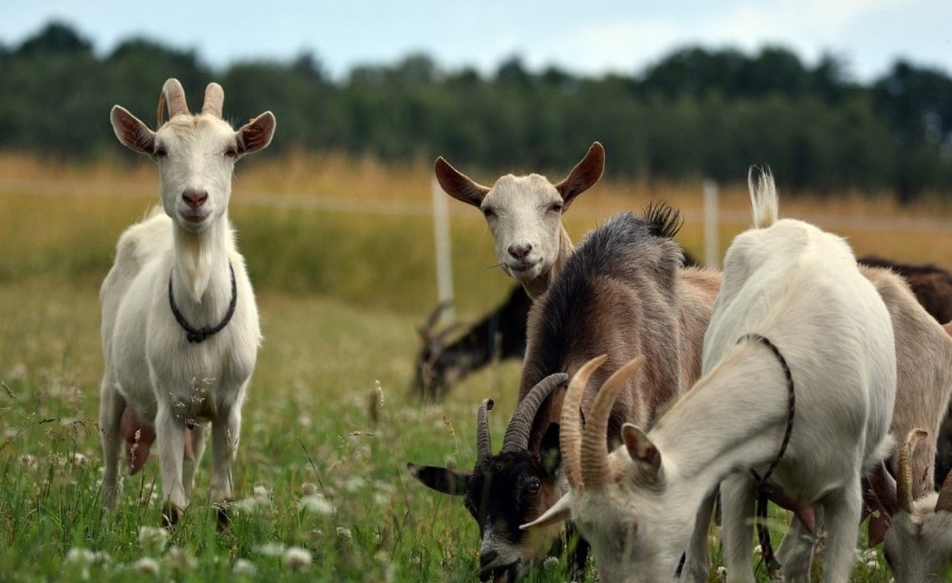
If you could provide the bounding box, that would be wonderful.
[2,0,950,83]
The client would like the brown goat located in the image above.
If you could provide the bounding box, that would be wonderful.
[408,208,720,582]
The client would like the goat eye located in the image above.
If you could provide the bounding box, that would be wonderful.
[154,147,167,159]
[481,207,495,219]
[224,146,238,158]
[526,478,541,494]
[548,202,564,214]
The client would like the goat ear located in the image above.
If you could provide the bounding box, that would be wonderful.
[868,460,898,516]
[434,157,490,208]
[237,112,276,155]
[540,423,562,479]
[406,463,470,496]
[621,424,661,473]
[521,493,572,531]
[110,106,155,155]
[555,141,604,210]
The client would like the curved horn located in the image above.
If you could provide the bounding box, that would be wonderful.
[476,399,494,468]
[561,355,607,492]
[501,372,569,453]
[156,78,189,125]
[897,428,928,514]
[202,82,225,118]
[581,356,646,490]
[935,461,952,513]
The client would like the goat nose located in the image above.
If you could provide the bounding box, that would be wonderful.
[182,189,208,209]
[508,243,532,260]
[479,550,498,567]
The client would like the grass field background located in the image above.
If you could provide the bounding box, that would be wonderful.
[2,151,949,581]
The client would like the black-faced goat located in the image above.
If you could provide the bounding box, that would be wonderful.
[409,208,720,582]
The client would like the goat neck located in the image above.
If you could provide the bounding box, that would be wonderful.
[170,216,235,309]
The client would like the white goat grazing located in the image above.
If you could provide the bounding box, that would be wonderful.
[99,79,275,526]
[434,142,604,299]
[524,170,897,583]
[873,429,952,582]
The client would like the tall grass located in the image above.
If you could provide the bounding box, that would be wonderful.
[1,152,946,581]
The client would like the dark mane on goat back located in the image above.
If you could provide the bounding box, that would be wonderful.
[521,208,685,400]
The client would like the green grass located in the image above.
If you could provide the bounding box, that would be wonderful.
[0,156,929,582]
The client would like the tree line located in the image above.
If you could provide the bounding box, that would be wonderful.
[2,21,952,203]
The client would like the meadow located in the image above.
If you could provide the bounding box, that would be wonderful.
[2,150,951,582]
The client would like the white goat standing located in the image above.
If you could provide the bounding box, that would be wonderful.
[99,78,275,525]
[524,170,897,583]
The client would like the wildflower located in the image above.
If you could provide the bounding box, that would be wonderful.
[252,484,270,499]
[19,454,36,467]
[301,481,318,496]
[133,557,160,576]
[254,542,286,557]
[299,494,335,515]
[233,558,257,577]
[163,546,196,573]
[283,547,312,571]
[336,526,353,541]
[137,526,168,555]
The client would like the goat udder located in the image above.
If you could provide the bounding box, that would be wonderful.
[120,407,156,475]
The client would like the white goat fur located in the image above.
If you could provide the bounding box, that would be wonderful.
[99,79,275,517]
[434,142,604,299]
[526,171,897,583]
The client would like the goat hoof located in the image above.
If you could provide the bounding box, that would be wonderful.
[161,503,182,529]
[214,501,232,532]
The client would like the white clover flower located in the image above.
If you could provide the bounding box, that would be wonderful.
[301,481,318,496]
[163,546,196,572]
[233,494,271,513]
[254,542,286,557]
[252,485,270,499]
[283,547,312,571]
[233,558,257,577]
[19,454,36,467]
[299,494,335,516]
[71,452,90,466]
[133,557,160,576]
[137,526,168,555]
[65,547,97,565]
[343,476,366,493]
[336,526,353,541]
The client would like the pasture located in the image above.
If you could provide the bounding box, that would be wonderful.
[1,151,949,582]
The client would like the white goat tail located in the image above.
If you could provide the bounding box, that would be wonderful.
[748,166,779,229]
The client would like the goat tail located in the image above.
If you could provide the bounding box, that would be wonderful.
[747,165,779,229]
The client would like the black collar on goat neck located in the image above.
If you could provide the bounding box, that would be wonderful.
[739,332,796,579]
[168,263,237,343]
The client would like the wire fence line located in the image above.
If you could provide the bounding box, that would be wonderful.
[5,177,952,234]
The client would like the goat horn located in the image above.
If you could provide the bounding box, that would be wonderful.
[561,356,607,492]
[501,373,568,453]
[582,356,646,490]
[897,428,928,514]
[157,78,189,125]
[418,300,453,339]
[202,82,225,119]
[476,398,494,468]
[935,462,952,513]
